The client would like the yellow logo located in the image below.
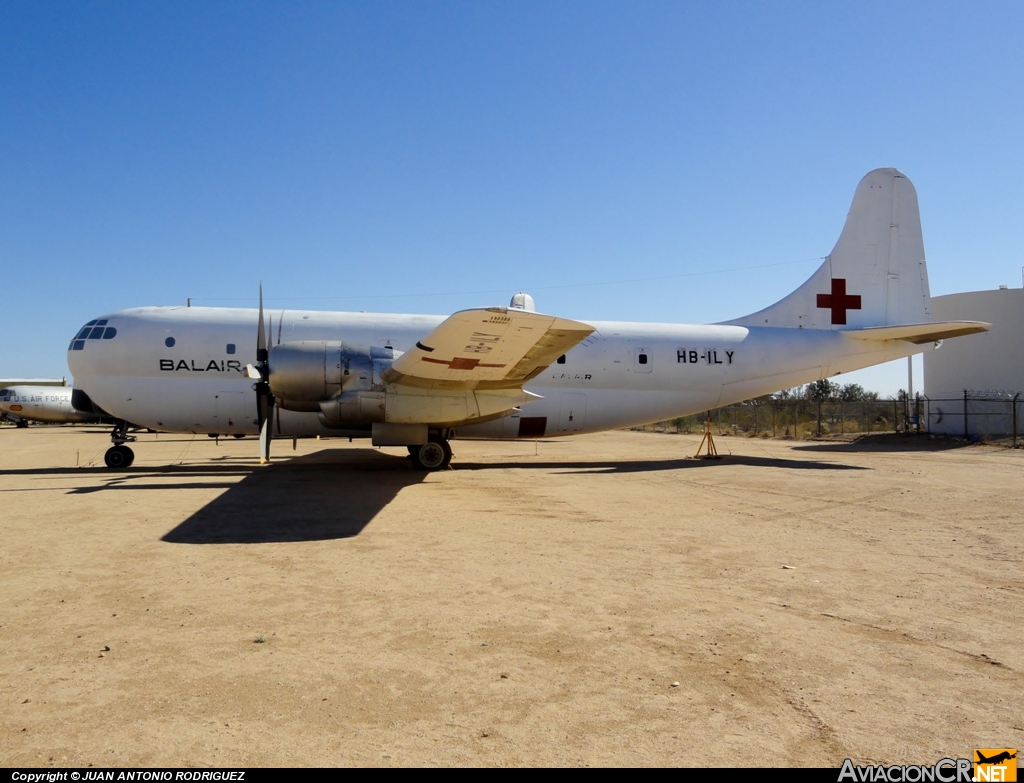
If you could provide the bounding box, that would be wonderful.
[974,750,1017,782]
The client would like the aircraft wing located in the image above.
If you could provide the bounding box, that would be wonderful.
[381,307,595,390]
[840,321,990,345]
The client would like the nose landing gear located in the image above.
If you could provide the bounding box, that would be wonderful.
[104,420,137,469]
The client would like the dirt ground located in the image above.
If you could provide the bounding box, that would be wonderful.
[1,426,1021,767]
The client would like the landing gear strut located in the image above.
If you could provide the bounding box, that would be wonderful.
[104,419,137,469]
[409,433,453,471]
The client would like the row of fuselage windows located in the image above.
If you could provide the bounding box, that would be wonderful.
[558,353,649,364]
[69,319,117,350]
[69,323,240,357]
[164,337,236,354]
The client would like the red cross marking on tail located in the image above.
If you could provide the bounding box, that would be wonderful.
[816,278,862,325]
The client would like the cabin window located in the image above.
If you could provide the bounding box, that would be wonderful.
[165,337,176,348]
[557,355,566,364]
[638,353,648,364]
[226,344,236,354]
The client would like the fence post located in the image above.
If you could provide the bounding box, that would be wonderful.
[1014,393,1020,449]
[964,390,969,439]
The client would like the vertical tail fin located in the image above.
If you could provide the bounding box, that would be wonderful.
[728,168,932,329]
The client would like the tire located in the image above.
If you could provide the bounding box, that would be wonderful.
[104,445,133,469]
[411,437,452,471]
[15,420,29,428]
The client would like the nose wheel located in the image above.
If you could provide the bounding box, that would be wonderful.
[409,435,452,471]
[104,419,138,469]
[104,444,135,468]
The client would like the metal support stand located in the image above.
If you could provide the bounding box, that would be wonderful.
[694,418,720,459]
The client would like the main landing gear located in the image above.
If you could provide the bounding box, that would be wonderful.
[408,433,453,471]
[104,420,137,469]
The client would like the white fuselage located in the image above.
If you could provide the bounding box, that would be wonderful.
[68,306,923,440]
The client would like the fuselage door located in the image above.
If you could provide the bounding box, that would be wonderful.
[557,393,587,433]
[214,391,251,433]
[633,347,653,373]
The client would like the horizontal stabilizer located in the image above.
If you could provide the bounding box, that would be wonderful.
[840,321,989,345]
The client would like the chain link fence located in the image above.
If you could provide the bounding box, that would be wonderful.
[639,393,1023,445]
[924,391,1023,443]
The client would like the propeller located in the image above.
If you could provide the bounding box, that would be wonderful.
[245,284,275,464]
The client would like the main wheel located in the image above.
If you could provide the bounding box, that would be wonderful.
[15,420,29,428]
[411,437,452,471]
[104,445,134,469]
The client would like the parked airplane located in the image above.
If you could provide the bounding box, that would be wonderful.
[68,168,987,470]
[0,385,105,427]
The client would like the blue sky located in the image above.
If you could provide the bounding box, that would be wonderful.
[2,1,1022,395]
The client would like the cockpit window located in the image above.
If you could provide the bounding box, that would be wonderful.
[71,319,116,349]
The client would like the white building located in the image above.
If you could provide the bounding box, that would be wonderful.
[923,287,1024,437]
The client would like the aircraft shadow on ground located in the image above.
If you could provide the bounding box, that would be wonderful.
[454,454,867,474]
[792,434,970,453]
[159,449,426,545]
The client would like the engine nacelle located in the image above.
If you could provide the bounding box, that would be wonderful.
[317,391,386,426]
[269,341,397,408]
[318,387,539,428]
[269,340,538,430]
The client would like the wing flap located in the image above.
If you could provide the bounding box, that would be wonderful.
[840,321,989,344]
[381,307,595,390]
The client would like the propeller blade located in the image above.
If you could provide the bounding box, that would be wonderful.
[257,283,267,362]
[259,401,273,464]
[254,284,274,464]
